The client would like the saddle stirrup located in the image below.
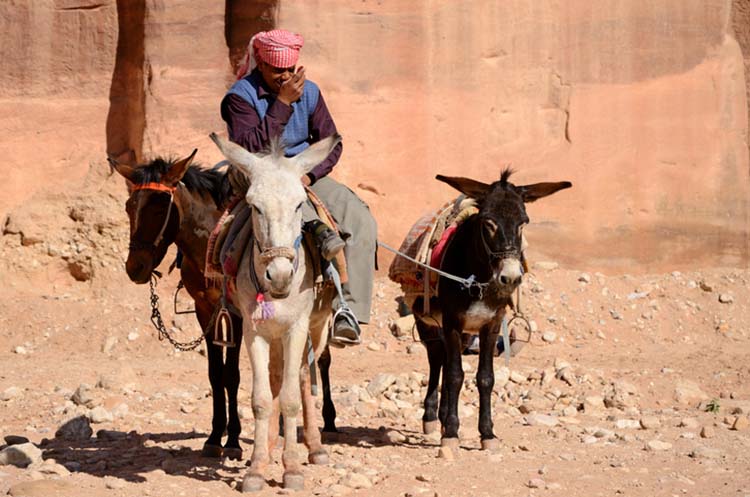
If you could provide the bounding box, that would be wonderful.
[325,264,361,345]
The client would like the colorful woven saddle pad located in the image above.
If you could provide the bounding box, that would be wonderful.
[388,196,477,296]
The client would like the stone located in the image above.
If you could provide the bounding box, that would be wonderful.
[71,384,96,407]
[731,416,749,431]
[8,480,77,497]
[385,430,407,444]
[689,446,723,459]
[342,472,373,489]
[367,342,382,352]
[4,435,30,446]
[367,373,397,397]
[679,417,700,429]
[525,414,559,427]
[645,440,672,451]
[1,386,23,401]
[718,294,734,304]
[389,315,415,337]
[102,336,118,354]
[542,331,557,343]
[700,426,715,438]
[578,273,591,283]
[615,419,641,430]
[55,415,93,441]
[527,478,546,488]
[639,416,661,429]
[0,443,42,468]
[674,380,708,405]
[534,261,558,270]
[88,406,114,424]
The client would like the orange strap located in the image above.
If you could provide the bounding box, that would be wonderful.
[132,182,176,193]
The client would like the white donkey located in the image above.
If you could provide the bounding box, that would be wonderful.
[209,132,339,492]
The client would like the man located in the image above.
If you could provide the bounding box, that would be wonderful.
[220,29,376,347]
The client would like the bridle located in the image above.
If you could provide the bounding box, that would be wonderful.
[478,219,523,263]
[128,182,177,252]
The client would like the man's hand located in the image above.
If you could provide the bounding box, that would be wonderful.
[301,174,311,186]
[277,66,305,105]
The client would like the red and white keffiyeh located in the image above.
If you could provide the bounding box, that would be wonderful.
[236,29,304,80]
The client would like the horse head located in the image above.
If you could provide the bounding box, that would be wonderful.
[436,169,571,296]
[109,150,197,284]
[210,132,341,298]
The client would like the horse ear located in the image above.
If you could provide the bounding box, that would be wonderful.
[107,150,137,182]
[435,175,492,199]
[288,133,342,175]
[162,149,197,185]
[517,181,572,203]
[210,132,259,179]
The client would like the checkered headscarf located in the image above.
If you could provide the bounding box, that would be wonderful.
[236,29,304,80]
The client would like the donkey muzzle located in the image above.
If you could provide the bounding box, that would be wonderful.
[498,257,523,290]
[260,246,296,298]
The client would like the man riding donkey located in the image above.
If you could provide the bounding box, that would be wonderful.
[219,29,377,347]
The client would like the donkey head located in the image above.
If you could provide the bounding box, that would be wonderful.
[210,133,342,298]
[437,169,571,295]
[109,150,196,284]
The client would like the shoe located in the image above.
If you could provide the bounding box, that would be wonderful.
[306,220,345,261]
[329,313,361,348]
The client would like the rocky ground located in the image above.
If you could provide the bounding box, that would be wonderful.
[1,177,749,496]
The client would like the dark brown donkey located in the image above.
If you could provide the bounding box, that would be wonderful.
[412,170,571,451]
[109,151,245,458]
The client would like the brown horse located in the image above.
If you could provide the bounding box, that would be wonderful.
[411,170,571,451]
[109,151,245,459]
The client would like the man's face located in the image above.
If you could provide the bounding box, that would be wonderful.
[258,60,295,93]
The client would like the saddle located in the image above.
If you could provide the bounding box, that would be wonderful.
[205,188,348,294]
[388,195,478,303]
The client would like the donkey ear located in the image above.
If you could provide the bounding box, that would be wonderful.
[288,133,342,175]
[210,132,259,179]
[162,149,197,185]
[517,181,572,203]
[107,150,138,182]
[435,175,492,199]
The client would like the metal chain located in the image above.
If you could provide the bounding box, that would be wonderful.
[149,275,206,351]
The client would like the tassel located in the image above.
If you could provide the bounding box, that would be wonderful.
[251,292,275,321]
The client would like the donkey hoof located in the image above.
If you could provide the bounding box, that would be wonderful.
[223,447,243,461]
[481,438,500,451]
[308,449,329,465]
[422,420,440,435]
[440,437,460,449]
[282,471,305,490]
[201,443,223,458]
[241,473,265,493]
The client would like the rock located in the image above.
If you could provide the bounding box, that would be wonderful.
[8,480,77,497]
[639,416,661,429]
[679,418,700,429]
[645,440,672,451]
[578,273,591,283]
[437,446,454,461]
[534,261,558,270]
[1,386,22,401]
[88,406,114,424]
[0,443,42,468]
[731,416,748,431]
[525,414,559,427]
[71,384,95,407]
[527,478,546,489]
[13,346,28,355]
[718,294,734,304]
[700,426,715,438]
[542,331,557,343]
[104,477,127,490]
[674,380,708,405]
[102,336,118,354]
[4,435,30,446]
[55,415,93,441]
[127,331,139,341]
[689,446,723,459]
[583,396,605,414]
[510,371,527,384]
[96,430,127,441]
[494,367,510,388]
[406,344,421,354]
[615,419,641,430]
[367,342,382,352]
[385,430,407,444]
[342,472,372,489]
[367,373,397,397]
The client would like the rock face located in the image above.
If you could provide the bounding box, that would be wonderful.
[1,0,748,273]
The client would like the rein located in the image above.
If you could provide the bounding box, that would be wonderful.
[148,274,207,351]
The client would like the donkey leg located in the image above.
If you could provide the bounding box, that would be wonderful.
[318,346,338,433]
[202,337,226,458]
[279,329,308,490]
[268,343,283,453]
[439,319,464,444]
[477,322,500,450]
[223,315,244,460]
[301,364,328,465]
[242,335,272,493]
[416,319,443,435]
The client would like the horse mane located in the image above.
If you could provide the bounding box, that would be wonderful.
[132,157,233,208]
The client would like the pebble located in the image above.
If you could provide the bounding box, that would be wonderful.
[105,477,127,489]
[527,478,546,489]
[367,342,382,352]
[0,443,42,468]
[88,406,114,424]
[525,414,559,427]
[731,416,748,431]
[102,336,118,354]
[700,426,715,439]
[578,273,591,283]
[55,415,93,440]
[542,332,557,343]
[534,261,558,270]
[718,294,734,304]
[13,346,28,355]
[639,416,661,429]
[342,472,373,489]
[385,430,407,444]
[367,373,397,397]
[679,418,700,429]
[646,440,672,451]
[615,419,641,430]
[1,387,22,401]
[4,435,30,446]
[689,446,723,459]
[127,331,139,341]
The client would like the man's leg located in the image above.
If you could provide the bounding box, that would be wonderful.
[310,177,377,325]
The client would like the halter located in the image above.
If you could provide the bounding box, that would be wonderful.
[479,223,522,262]
[247,232,303,320]
[129,182,177,250]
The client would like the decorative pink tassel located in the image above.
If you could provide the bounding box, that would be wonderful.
[251,292,275,321]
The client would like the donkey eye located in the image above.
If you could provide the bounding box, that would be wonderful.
[483,219,498,235]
